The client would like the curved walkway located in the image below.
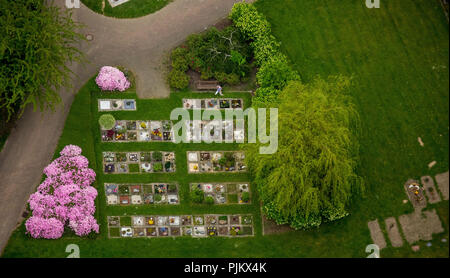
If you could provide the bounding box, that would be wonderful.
[0,0,254,254]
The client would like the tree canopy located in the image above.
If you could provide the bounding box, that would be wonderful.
[244,77,364,229]
[0,0,85,120]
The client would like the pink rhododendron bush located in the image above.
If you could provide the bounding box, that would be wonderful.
[25,145,99,239]
[95,66,131,92]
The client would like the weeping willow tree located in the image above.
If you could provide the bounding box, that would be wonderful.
[244,77,364,229]
[0,0,85,121]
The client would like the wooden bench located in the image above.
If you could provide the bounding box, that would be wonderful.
[195,80,219,91]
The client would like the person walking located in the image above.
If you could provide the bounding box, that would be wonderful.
[215,85,223,96]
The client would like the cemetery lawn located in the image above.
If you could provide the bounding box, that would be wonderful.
[1,0,449,258]
[254,0,449,256]
[81,0,172,18]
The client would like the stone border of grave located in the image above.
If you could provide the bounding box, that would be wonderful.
[184,120,245,143]
[98,99,137,112]
[108,0,131,8]
[182,98,244,110]
[103,151,176,174]
[101,120,174,142]
[187,151,247,173]
[107,214,254,238]
[104,183,179,206]
[189,182,251,204]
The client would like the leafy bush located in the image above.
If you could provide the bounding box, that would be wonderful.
[171,47,189,71]
[153,163,163,172]
[154,194,162,202]
[98,114,116,130]
[96,66,131,92]
[256,54,300,90]
[241,192,250,203]
[168,70,190,89]
[167,25,252,86]
[190,186,204,203]
[26,145,99,239]
[152,151,163,161]
[205,196,215,205]
[214,72,241,85]
[230,2,300,101]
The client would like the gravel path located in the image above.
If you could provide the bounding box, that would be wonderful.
[0,0,253,255]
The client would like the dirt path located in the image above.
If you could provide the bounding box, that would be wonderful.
[0,0,253,255]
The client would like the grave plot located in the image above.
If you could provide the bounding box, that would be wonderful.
[187,151,246,173]
[190,183,251,204]
[103,151,176,174]
[184,120,245,142]
[398,209,444,245]
[183,98,244,110]
[420,176,441,204]
[435,171,449,200]
[101,120,174,142]
[98,99,136,111]
[107,214,254,238]
[384,217,403,247]
[403,179,427,211]
[367,219,387,249]
[104,183,179,205]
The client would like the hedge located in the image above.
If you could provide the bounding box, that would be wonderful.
[229,2,300,103]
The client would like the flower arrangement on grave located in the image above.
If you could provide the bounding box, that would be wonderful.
[152,128,162,137]
[140,122,147,129]
[95,66,131,92]
[25,145,99,239]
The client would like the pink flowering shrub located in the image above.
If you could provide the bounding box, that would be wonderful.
[95,66,131,92]
[26,145,99,239]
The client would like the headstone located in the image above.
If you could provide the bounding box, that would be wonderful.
[367,219,387,249]
[435,171,449,200]
[420,176,441,204]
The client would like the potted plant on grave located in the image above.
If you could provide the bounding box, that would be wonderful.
[205,196,215,205]
[240,192,250,203]
[190,185,204,204]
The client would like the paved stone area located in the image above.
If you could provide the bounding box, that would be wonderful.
[368,219,387,249]
[435,171,449,200]
[398,209,444,245]
[385,217,403,247]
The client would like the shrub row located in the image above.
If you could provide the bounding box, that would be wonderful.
[229,2,300,104]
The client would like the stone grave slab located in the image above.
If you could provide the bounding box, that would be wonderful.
[385,217,403,247]
[398,209,444,244]
[367,219,387,249]
[420,176,441,204]
[435,171,449,200]
[404,179,427,211]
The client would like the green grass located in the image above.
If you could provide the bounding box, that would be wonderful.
[81,0,172,18]
[2,0,449,258]
[253,0,449,257]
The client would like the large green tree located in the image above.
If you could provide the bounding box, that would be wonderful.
[244,77,364,229]
[0,0,84,120]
